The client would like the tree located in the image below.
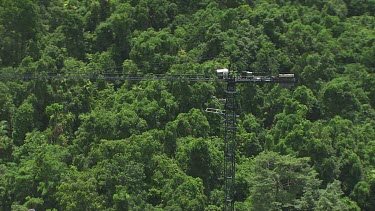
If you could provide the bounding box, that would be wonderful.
[344,0,370,16]
[251,39,280,75]
[238,151,321,210]
[261,85,292,128]
[0,0,40,65]
[134,0,177,30]
[148,154,208,209]
[0,120,13,161]
[0,131,68,210]
[176,137,222,193]
[322,0,348,19]
[91,154,146,209]
[292,85,321,121]
[95,2,135,64]
[12,97,36,144]
[84,0,110,32]
[130,28,180,74]
[162,172,207,210]
[60,0,86,59]
[0,82,15,124]
[320,77,367,119]
[164,108,210,156]
[351,170,375,210]
[314,180,357,211]
[56,166,105,210]
[300,51,336,90]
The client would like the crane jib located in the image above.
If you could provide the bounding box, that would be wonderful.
[0,73,296,84]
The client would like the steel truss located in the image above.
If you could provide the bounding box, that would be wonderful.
[224,78,237,211]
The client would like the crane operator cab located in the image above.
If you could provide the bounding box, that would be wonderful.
[278,73,295,88]
[216,68,229,79]
[240,71,254,79]
[278,73,295,82]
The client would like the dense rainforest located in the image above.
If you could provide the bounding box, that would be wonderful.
[0,0,374,210]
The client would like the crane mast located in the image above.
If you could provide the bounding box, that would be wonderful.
[212,69,295,211]
[0,70,295,210]
[223,77,237,210]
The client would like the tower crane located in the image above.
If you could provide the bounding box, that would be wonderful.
[0,70,295,210]
[207,69,295,211]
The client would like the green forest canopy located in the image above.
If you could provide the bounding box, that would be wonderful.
[0,0,374,210]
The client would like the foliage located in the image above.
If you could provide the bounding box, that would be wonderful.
[0,0,374,210]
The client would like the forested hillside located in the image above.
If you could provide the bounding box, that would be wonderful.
[0,0,374,210]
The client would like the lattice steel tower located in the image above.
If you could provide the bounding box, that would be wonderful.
[223,77,237,210]
[207,69,295,211]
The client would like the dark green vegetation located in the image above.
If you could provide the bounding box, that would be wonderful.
[1,0,375,210]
